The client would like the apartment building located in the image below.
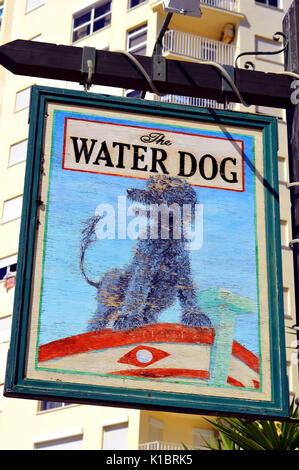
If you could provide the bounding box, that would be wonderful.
[0,0,298,450]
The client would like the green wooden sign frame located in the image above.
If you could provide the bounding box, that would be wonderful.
[4,86,289,419]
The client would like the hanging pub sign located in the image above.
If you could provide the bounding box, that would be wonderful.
[5,86,289,419]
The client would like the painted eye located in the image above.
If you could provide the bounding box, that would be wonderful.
[118,345,170,368]
[136,349,153,363]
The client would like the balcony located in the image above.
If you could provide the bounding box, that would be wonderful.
[201,0,238,12]
[151,0,239,13]
[163,29,236,66]
[156,94,232,110]
[151,1,244,41]
[154,30,236,109]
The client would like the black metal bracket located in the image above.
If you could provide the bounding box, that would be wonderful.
[234,32,289,70]
[151,13,173,83]
[220,64,235,107]
[80,46,97,91]
[153,42,167,82]
[139,12,173,98]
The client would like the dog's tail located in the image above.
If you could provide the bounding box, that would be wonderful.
[80,215,103,288]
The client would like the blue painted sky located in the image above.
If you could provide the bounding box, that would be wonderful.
[38,109,259,355]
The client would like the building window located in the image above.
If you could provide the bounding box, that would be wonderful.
[127,23,147,55]
[0,255,17,292]
[255,36,283,64]
[129,0,146,9]
[35,435,83,450]
[0,255,17,281]
[39,401,72,411]
[126,24,147,98]
[26,0,45,13]
[72,1,112,43]
[0,255,17,279]
[9,139,28,166]
[15,87,31,112]
[2,195,23,224]
[255,0,280,8]
[102,423,129,450]
[0,316,12,343]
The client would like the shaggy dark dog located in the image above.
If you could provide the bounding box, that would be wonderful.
[80,175,212,331]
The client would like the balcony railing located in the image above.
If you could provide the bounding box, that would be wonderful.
[139,441,186,450]
[156,94,233,110]
[163,30,236,67]
[201,0,238,12]
[139,441,208,450]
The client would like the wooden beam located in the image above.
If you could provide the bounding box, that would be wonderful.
[0,39,294,109]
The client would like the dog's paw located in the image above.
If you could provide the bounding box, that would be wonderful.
[113,314,144,331]
[181,311,212,328]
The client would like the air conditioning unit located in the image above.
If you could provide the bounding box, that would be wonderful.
[163,0,202,17]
